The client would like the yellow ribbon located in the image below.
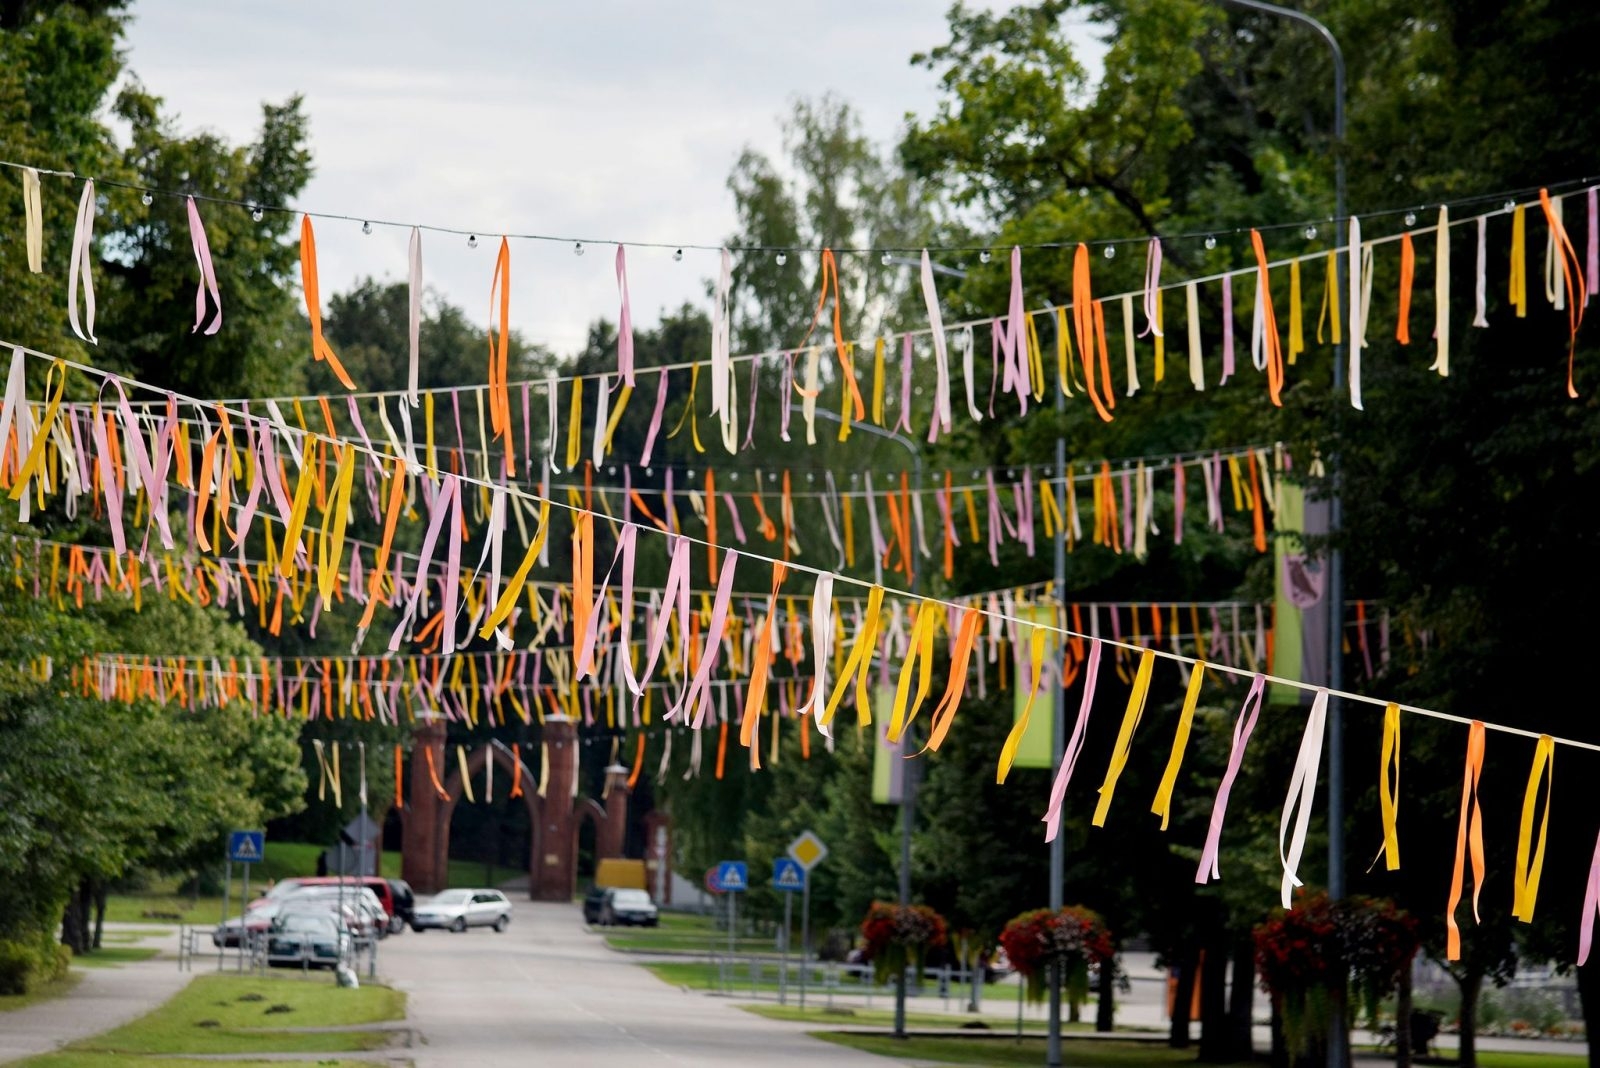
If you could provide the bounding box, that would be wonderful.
[1151,661,1205,830]
[997,626,1049,784]
[822,585,883,727]
[1509,204,1528,318]
[457,744,475,802]
[1376,702,1401,871]
[565,378,583,471]
[886,602,937,743]
[315,443,356,608]
[8,360,67,502]
[276,455,318,579]
[1512,735,1555,922]
[479,497,552,639]
[1092,648,1154,827]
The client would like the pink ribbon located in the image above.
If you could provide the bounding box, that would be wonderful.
[1043,639,1101,842]
[1578,826,1600,964]
[639,368,669,467]
[616,245,635,387]
[1173,461,1186,545]
[1220,275,1235,385]
[186,197,222,335]
[1196,675,1266,883]
[895,333,914,434]
[1140,238,1163,338]
[675,549,739,728]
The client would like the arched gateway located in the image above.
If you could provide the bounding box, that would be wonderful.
[400,714,638,900]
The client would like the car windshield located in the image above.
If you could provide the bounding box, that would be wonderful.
[278,913,337,933]
[611,890,651,907]
[430,890,473,904]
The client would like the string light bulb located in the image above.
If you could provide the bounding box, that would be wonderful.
[775,252,787,266]
[1404,211,1417,227]
[140,192,153,206]
[574,242,585,256]
[880,252,891,266]
[1304,225,1318,240]
[673,249,683,262]
[467,235,478,248]
[361,221,372,235]
[979,250,991,264]
[1204,236,1217,250]
[1103,245,1116,259]
[250,206,264,222]
[1504,199,1516,213]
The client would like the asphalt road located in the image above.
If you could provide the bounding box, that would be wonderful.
[380,899,893,1067]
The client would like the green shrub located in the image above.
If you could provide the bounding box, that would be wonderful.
[0,933,70,995]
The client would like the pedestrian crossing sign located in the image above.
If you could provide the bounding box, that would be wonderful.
[772,857,805,893]
[227,830,264,864]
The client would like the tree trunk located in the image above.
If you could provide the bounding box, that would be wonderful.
[1456,965,1484,1068]
[1095,956,1115,1032]
[1575,960,1600,1068]
[1229,937,1255,1058]
[1169,944,1200,1049]
[1394,963,1413,1068]
[59,879,92,955]
[92,881,108,951]
[1270,1001,1289,1068]
[1198,934,1232,1061]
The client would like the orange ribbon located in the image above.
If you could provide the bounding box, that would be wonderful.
[1539,189,1587,398]
[1445,720,1487,961]
[1072,245,1114,422]
[489,237,515,468]
[299,216,356,389]
[1250,229,1284,407]
[1396,232,1415,345]
[796,249,864,419]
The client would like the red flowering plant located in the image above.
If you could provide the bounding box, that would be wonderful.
[1255,892,1418,1056]
[998,906,1115,1006]
[859,902,949,985]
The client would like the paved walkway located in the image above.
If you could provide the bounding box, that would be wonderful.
[0,925,190,1064]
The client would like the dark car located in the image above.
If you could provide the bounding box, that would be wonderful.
[582,885,608,925]
[598,888,659,927]
[385,879,415,932]
[265,911,350,969]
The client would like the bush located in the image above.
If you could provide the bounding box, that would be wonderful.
[0,933,69,996]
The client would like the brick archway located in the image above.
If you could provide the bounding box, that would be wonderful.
[400,715,638,901]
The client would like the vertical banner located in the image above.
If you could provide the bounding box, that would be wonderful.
[871,686,904,804]
[1270,481,1329,703]
[1009,604,1057,769]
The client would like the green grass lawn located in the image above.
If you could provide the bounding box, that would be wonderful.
[602,910,774,954]
[743,1003,1078,1033]
[15,1058,380,1068]
[34,973,406,1059]
[1475,1054,1588,1068]
[814,1034,1240,1067]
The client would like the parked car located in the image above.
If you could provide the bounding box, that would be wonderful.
[411,889,512,932]
[265,911,351,969]
[598,888,659,927]
[277,886,389,940]
[582,885,609,924]
[260,876,410,935]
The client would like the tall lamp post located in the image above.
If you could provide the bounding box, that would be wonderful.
[812,406,923,1039]
[1215,4,1347,1067]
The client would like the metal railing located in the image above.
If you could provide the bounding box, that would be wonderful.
[177,923,378,980]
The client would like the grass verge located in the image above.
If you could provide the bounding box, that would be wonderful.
[52,973,404,1057]
[601,911,774,954]
[813,1033,1249,1066]
[18,1058,380,1068]
[72,946,160,968]
[743,1002,1071,1033]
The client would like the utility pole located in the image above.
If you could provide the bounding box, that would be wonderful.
[1047,377,1067,1067]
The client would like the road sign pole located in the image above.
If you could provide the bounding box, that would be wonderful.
[728,889,737,957]
[219,860,231,972]
[781,891,792,1005]
[799,876,811,1012]
[238,862,250,973]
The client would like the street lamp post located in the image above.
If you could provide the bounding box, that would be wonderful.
[1216,4,1348,1067]
[812,407,923,1040]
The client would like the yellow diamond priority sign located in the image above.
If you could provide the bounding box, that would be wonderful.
[787,829,828,872]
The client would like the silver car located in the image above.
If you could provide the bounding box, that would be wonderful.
[410,889,511,933]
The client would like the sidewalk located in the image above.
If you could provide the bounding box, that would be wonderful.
[0,925,191,1065]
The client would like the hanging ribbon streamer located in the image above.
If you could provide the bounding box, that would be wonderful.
[456,744,475,802]
[709,247,731,438]
[1396,232,1415,345]
[67,180,97,344]
[1432,207,1451,375]
[185,197,222,335]
[1090,648,1154,827]
[1278,689,1329,907]
[1073,245,1113,421]
[1140,237,1163,338]
[617,244,636,388]
[1000,246,1029,414]
[299,216,354,388]
[407,228,422,406]
[1509,204,1528,318]
[1249,230,1284,406]
[996,625,1048,784]
[21,168,42,274]
[1578,826,1600,965]
[920,250,954,438]
[1150,661,1204,831]
[1511,735,1555,923]
[1445,720,1486,961]
[1539,188,1587,398]
[804,572,834,733]
[488,237,514,471]
[1186,281,1204,391]
[1042,639,1101,843]
[1374,702,1401,871]
[1472,215,1490,328]
[924,607,982,753]
[1347,216,1363,409]
[1195,675,1266,884]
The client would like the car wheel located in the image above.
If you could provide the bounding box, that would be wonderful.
[450,917,467,933]
[389,917,405,936]
[493,915,509,933]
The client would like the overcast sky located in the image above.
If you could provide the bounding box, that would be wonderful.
[119,0,1080,358]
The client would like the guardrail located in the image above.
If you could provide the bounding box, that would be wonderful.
[176,923,379,980]
[706,954,991,1012]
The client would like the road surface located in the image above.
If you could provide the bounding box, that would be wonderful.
[381,898,892,1067]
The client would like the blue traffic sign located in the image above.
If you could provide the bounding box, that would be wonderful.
[227,830,265,864]
[772,857,805,893]
[715,860,748,892]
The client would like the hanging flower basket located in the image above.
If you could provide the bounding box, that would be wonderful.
[1255,892,1418,1056]
[859,902,949,985]
[997,906,1115,1005]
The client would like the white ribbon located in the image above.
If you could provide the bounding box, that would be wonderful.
[1432,207,1451,376]
[591,373,610,467]
[1279,690,1329,907]
[920,250,953,434]
[407,227,422,406]
[1140,237,1163,337]
[961,324,982,421]
[1472,215,1490,327]
[67,179,97,344]
[800,345,820,446]
[711,248,732,419]
[1545,195,1566,310]
[186,197,222,335]
[22,168,43,274]
[1347,216,1364,409]
[806,573,833,736]
[1121,295,1139,396]
[545,375,561,473]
